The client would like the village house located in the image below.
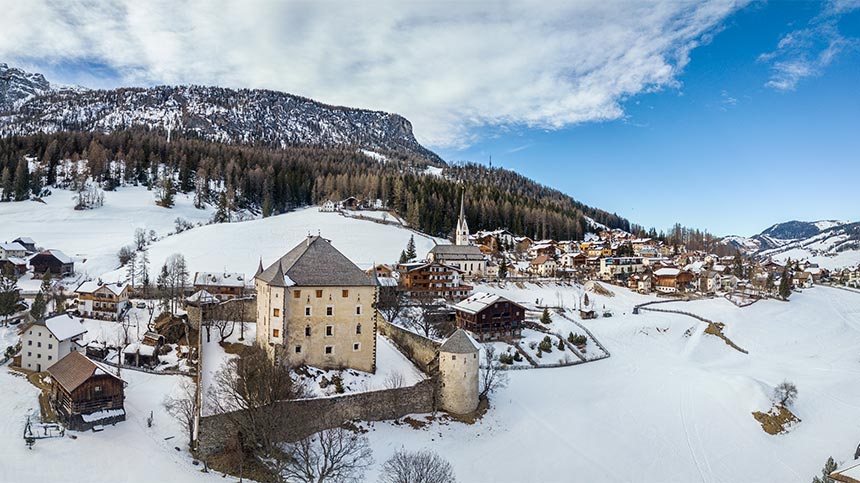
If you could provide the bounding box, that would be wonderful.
[396,261,472,301]
[792,271,813,289]
[193,272,247,300]
[599,257,645,281]
[528,240,558,259]
[698,270,721,295]
[30,249,74,277]
[653,268,694,294]
[453,292,526,341]
[47,351,125,431]
[529,255,558,277]
[0,241,27,260]
[12,237,37,253]
[319,199,337,212]
[0,256,28,276]
[75,281,130,321]
[847,267,860,287]
[628,273,653,294]
[19,313,87,372]
[256,235,378,373]
[122,331,165,367]
[721,275,739,292]
[560,251,588,268]
[638,246,661,258]
[514,236,534,255]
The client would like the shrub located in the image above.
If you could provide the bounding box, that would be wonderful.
[540,308,552,324]
[513,352,523,362]
[499,352,515,365]
[538,336,553,353]
[557,338,565,351]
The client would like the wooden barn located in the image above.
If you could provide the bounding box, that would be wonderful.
[47,351,125,431]
[30,250,74,277]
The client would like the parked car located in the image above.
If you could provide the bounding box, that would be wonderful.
[136,302,146,309]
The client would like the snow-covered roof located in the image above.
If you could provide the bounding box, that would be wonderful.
[453,292,523,315]
[654,268,681,277]
[193,272,246,288]
[14,237,35,244]
[75,280,129,296]
[376,276,399,287]
[187,289,218,304]
[440,329,480,354]
[42,314,87,341]
[123,343,156,356]
[0,242,26,251]
[44,249,72,264]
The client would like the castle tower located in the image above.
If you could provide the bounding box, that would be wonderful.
[438,329,480,415]
[455,189,470,246]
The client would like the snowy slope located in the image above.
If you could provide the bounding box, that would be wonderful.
[101,207,441,281]
[362,283,860,482]
[0,186,213,284]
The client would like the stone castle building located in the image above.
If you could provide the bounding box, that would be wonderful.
[255,236,378,373]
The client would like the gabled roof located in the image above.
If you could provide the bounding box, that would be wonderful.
[193,272,246,288]
[440,329,480,354]
[47,351,121,393]
[14,237,35,244]
[75,281,129,296]
[0,242,26,251]
[256,236,373,287]
[453,292,524,315]
[31,314,87,341]
[33,249,72,264]
[187,289,218,304]
[428,244,485,260]
[654,267,681,277]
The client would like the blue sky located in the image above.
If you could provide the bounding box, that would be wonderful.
[1,0,858,236]
[437,2,860,236]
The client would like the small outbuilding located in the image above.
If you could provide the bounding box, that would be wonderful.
[30,249,74,277]
[47,351,125,431]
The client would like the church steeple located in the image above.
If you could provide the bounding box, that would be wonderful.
[456,187,470,246]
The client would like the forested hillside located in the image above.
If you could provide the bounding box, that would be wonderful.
[0,130,630,240]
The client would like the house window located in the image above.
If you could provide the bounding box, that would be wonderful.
[305,307,312,317]
[326,306,333,316]
[48,344,52,349]
[27,352,31,357]
[273,308,280,317]
[316,290,323,298]
[37,354,41,359]
[295,346,302,354]
[48,356,52,361]
[27,340,32,346]
[94,385,102,393]
[37,342,41,348]
[452,355,457,360]
[342,289,349,298]
[326,326,333,336]
[355,305,362,315]
[272,329,280,338]
[356,323,361,335]
[325,346,333,355]
[353,343,360,351]
[293,290,300,299]
[305,325,311,337]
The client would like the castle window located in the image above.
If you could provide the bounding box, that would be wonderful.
[451,355,457,360]
[273,308,280,317]
[326,326,333,336]
[326,306,334,316]
[272,329,280,338]
[305,325,311,336]
[355,323,361,335]
[305,306,312,317]
[293,290,300,299]
[316,289,323,298]
[342,289,349,297]
[353,343,360,351]
[355,305,362,315]
[325,346,333,355]
[295,346,302,353]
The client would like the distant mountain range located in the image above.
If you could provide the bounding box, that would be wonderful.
[721,220,860,268]
[0,63,442,163]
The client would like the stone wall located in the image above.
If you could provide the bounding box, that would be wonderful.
[186,297,257,330]
[377,319,440,372]
[197,378,436,457]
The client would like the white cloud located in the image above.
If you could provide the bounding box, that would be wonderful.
[0,0,747,148]
[760,0,859,91]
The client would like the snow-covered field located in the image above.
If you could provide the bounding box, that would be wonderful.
[0,187,214,283]
[361,284,860,482]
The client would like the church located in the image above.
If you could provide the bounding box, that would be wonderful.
[427,189,487,277]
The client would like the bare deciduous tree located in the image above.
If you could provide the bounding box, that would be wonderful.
[773,380,798,407]
[164,378,199,447]
[379,448,457,483]
[383,371,404,390]
[376,289,407,324]
[207,345,308,473]
[278,428,373,483]
[479,344,508,399]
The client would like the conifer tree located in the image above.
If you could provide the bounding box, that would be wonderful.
[0,267,19,325]
[540,308,552,324]
[405,235,417,260]
[498,257,508,279]
[811,456,837,483]
[779,266,792,300]
[30,292,46,321]
[14,157,29,201]
[0,167,11,201]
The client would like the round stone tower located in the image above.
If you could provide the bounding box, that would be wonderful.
[438,329,480,415]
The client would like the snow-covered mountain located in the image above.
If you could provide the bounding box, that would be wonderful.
[0,63,442,163]
[722,219,860,269]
